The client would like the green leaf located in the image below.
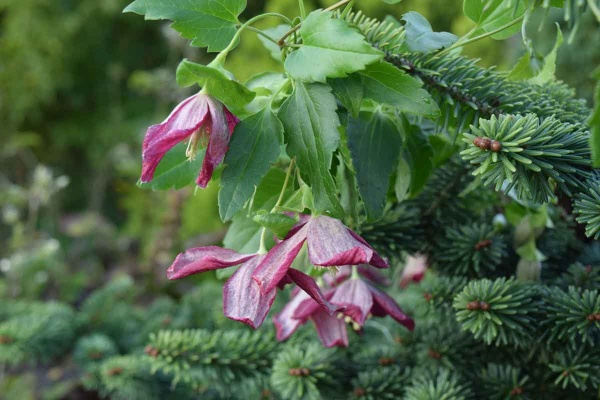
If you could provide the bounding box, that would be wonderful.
[463,0,526,40]
[382,0,403,3]
[123,0,246,52]
[394,156,411,203]
[253,212,297,239]
[359,62,440,117]
[253,168,288,211]
[278,82,343,216]
[138,144,205,190]
[347,111,402,220]
[219,107,283,221]
[507,51,538,81]
[329,75,364,118]
[429,135,459,167]
[223,214,262,254]
[284,10,383,82]
[589,65,600,168]
[529,25,563,85]
[404,124,433,196]
[402,11,457,52]
[258,24,290,61]
[175,60,255,114]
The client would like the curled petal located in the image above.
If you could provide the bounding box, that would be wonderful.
[347,230,389,269]
[368,283,415,331]
[287,268,339,316]
[252,224,308,294]
[223,255,276,329]
[167,246,255,280]
[306,216,373,266]
[141,94,209,183]
[330,279,373,326]
[197,98,238,188]
[273,290,311,341]
[311,308,349,348]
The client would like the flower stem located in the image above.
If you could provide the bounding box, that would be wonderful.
[351,265,359,279]
[277,0,352,46]
[272,158,296,212]
[438,15,525,56]
[298,0,306,19]
[258,227,268,255]
[214,13,294,65]
[588,0,600,22]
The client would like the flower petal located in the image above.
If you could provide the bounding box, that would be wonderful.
[358,265,391,286]
[399,254,427,288]
[287,268,338,316]
[273,290,311,341]
[330,279,373,326]
[223,255,276,329]
[367,283,415,331]
[311,308,349,348]
[141,94,209,183]
[167,246,255,280]
[252,224,308,294]
[196,98,238,188]
[347,230,389,269]
[292,288,337,320]
[306,216,373,266]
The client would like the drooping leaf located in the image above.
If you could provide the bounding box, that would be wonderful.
[402,11,457,52]
[359,62,440,117]
[278,82,343,216]
[258,24,290,61]
[284,10,383,82]
[347,111,403,220]
[590,66,600,167]
[123,0,246,52]
[219,107,283,221]
[253,212,298,239]
[529,25,563,85]
[463,0,526,40]
[329,75,364,118]
[429,135,460,167]
[394,156,411,203]
[176,60,255,114]
[403,124,433,196]
[138,144,205,190]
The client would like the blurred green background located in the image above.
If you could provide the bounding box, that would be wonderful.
[1,0,599,390]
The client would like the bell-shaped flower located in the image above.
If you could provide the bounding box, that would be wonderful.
[274,270,414,347]
[253,215,389,294]
[140,93,239,188]
[399,254,428,288]
[167,246,338,329]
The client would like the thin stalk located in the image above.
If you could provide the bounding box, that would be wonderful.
[588,0,600,22]
[298,0,306,19]
[278,0,352,46]
[272,159,296,212]
[438,15,525,56]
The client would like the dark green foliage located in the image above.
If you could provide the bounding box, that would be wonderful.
[462,114,591,203]
[146,328,277,395]
[556,263,600,290]
[543,287,600,346]
[404,369,473,400]
[420,276,469,309]
[476,364,533,400]
[0,301,76,365]
[547,346,600,391]
[433,223,507,277]
[574,176,600,238]
[73,334,119,369]
[453,278,539,346]
[350,366,411,399]
[270,343,344,400]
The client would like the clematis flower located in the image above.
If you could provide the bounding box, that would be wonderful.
[274,269,414,348]
[253,215,389,294]
[399,254,428,288]
[140,93,239,188]
[166,246,339,329]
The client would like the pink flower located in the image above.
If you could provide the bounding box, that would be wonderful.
[399,254,427,288]
[274,272,414,348]
[166,246,339,329]
[253,215,389,294]
[140,93,239,188]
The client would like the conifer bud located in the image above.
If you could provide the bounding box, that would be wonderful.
[473,137,492,150]
[479,301,491,311]
[490,140,502,152]
[467,301,480,310]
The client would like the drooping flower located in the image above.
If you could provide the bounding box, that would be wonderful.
[399,254,428,288]
[140,93,239,188]
[253,215,389,294]
[274,267,414,347]
[166,246,338,329]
